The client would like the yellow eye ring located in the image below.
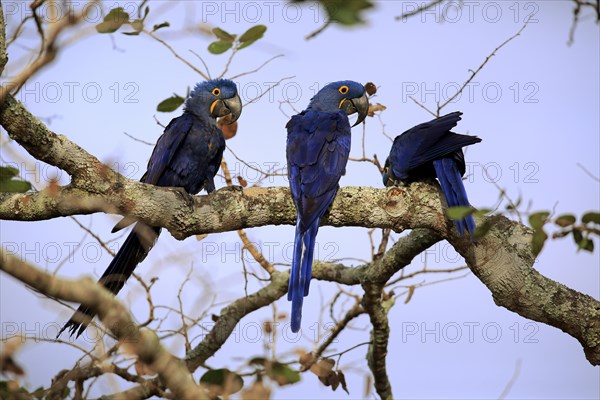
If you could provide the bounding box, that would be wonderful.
[212,88,221,96]
[339,85,349,94]
[384,166,389,173]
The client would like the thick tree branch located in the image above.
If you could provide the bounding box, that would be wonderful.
[185,271,289,370]
[0,4,8,75]
[0,250,207,400]
[362,282,392,399]
[1,88,598,368]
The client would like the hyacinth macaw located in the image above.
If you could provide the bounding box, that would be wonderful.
[382,111,481,236]
[286,81,369,332]
[58,79,242,338]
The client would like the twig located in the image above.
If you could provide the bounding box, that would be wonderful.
[0,1,95,104]
[499,359,523,399]
[301,303,365,371]
[245,76,296,105]
[577,162,600,182]
[144,30,209,79]
[189,49,211,79]
[123,131,155,146]
[438,17,532,112]
[408,95,436,117]
[229,54,284,80]
[396,0,445,20]
[305,19,332,40]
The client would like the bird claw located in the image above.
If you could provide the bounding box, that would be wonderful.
[171,187,195,208]
[222,185,244,193]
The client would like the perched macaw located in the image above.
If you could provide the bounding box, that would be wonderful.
[58,79,242,338]
[382,111,481,236]
[286,81,369,332]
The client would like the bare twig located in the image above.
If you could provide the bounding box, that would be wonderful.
[438,17,532,112]
[229,54,284,79]
[396,0,445,20]
[305,19,332,40]
[144,30,209,79]
[499,359,523,399]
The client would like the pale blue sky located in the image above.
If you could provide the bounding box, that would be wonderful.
[1,1,599,399]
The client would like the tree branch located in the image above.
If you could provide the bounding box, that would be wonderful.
[0,250,207,400]
[2,89,598,368]
[362,282,392,399]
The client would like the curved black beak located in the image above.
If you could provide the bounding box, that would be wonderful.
[211,93,242,123]
[340,91,369,127]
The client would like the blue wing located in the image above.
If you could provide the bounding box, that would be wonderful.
[287,110,351,230]
[390,112,481,180]
[143,113,194,186]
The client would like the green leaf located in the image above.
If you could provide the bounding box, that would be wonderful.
[152,22,170,32]
[312,0,375,25]
[473,219,493,240]
[269,362,301,386]
[0,167,31,193]
[0,166,19,180]
[0,180,31,193]
[578,237,594,252]
[156,95,184,112]
[554,214,576,227]
[446,206,473,221]
[531,228,548,257]
[213,27,236,42]
[239,24,267,42]
[208,40,233,54]
[238,25,267,49]
[199,369,243,395]
[572,228,583,246]
[131,19,144,32]
[96,7,130,33]
[582,211,600,224]
[528,211,550,230]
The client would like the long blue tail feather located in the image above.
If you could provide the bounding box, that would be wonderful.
[302,222,318,296]
[58,223,160,338]
[289,220,319,333]
[288,221,304,301]
[434,159,475,236]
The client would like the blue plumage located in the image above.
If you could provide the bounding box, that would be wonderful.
[383,111,481,236]
[286,81,368,332]
[58,79,242,338]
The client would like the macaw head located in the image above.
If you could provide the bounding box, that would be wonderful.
[185,78,242,123]
[308,80,369,126]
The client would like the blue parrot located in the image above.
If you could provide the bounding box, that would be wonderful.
[286,81,369,332]
[58,79,242,338]
[382,111,481,236]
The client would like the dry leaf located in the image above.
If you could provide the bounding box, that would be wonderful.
[367,102,387,117]
[299,351,315,368]
[310,358,335,378]
[0,336,25,376]
[218,114,238,139]
[241,380,271,399]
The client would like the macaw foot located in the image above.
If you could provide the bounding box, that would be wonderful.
[170,186,195,208]
[221,185,244,193]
